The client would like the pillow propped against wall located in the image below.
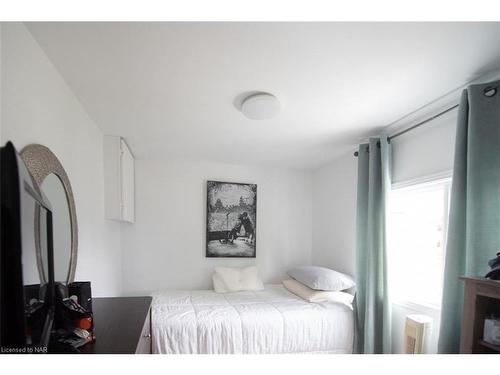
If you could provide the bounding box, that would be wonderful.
[213,266,264,293]
[287,266,355,291]
[282,279,354,307]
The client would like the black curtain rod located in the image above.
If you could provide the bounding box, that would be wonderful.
[353,83,498,157]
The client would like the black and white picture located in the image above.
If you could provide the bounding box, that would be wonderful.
[206,181,257,258]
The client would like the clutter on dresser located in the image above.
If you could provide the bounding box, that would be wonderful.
[485,252,500,280]
[50,283,95,353]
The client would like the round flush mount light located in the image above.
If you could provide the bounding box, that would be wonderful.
[241,93,280,120]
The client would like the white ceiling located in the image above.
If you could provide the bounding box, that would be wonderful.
[26,22,500,169]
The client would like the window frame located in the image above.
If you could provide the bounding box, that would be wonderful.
[388,170,452,311]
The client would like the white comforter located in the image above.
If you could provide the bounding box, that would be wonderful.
[151,285,353,354]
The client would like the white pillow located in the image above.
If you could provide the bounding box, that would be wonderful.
[214,266,264,292]
[287,266,355,291]
[212,273,229,293]
[214,267,241,291]
[282,279,354,306]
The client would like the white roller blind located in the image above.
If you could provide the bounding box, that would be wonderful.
[391,109,457,184]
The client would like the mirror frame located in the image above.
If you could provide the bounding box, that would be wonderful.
[20,144,78,284]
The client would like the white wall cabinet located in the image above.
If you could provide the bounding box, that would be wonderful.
[104,135,135,223]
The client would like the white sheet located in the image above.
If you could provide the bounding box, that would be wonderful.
[151,284,354,354]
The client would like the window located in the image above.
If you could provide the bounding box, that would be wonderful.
[387,177,451,309]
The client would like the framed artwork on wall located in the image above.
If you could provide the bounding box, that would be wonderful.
[206,180,257,258]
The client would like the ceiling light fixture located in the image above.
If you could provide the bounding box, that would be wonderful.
[240,93,280,120]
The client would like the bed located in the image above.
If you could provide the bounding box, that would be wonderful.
[151,284,354,354]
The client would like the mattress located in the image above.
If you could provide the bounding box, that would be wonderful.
[151,284,354,354]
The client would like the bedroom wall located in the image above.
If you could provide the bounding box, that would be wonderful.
[311,150,357,277]
[1,23,122,297]
[120,159,312,295]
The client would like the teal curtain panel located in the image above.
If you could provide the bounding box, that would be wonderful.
[438,80,500,353]
[354,137,392,354]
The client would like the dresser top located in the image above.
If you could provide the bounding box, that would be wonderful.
[460,276,500,288]
[79,296,152,354]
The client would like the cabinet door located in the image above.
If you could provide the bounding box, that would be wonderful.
[120,139,135,223]
[104,136,122,221]
[135,309,152,354]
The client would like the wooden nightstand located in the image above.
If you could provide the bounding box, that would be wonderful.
[459,277,500,353]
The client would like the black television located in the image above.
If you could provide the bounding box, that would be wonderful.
[1,141,55,353]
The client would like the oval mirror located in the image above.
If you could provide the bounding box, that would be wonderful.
[41,173,72,282]
[21,144,78,284]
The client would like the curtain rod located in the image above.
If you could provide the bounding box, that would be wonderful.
[353,104,459,157]
[388,104,459,141]
[352,82,499,157]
